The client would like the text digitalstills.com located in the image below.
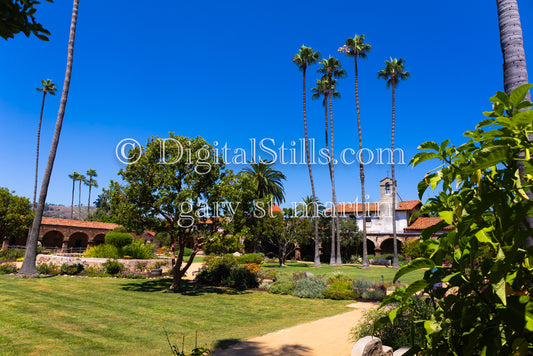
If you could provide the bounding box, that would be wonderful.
[115,137,406,167]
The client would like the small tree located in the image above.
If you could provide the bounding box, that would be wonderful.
[0,188,34,249]
[258,209,309,266]
[110,134,228,291]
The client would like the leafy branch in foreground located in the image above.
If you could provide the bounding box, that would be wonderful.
[378,85,533,355]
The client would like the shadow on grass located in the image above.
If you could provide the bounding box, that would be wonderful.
[120,278,249,296]
[212,339,312,355]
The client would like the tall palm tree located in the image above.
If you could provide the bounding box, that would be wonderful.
[85,169,98,216]
[33,79,57,211]
[19,0,80,278]
[496,0,530,101]
[293,45,321,267]
[69,171,81,219]
[340,34,372,269]
[77,173,85,219]
[377,57,410,269]
[242,161,286,205]
[318,56,346,266]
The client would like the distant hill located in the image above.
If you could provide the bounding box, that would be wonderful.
[43,204,96,220]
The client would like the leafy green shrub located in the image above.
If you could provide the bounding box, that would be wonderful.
[293,279,327,299]
[111,226,129,233]
[135,261,148,272]
[183,247,193,256]
[84,244,120,259]
[224,266,258,290]
[203,254,237,269]
[60,263,84,275]
[327,271,352,284]
[103,260,124,275]
[122,240,154,259]
[196,255,259,290]
[0,262,18,274]
[236,253,264,264]
[268,280,295,295]
[353,279,387,301]
[351,297,434,349]
[105,231,133,248]
[383,86,533,354]
[0,248,25,261]
[36,262,59,275]
[257,268,276,280]
[81,265,106,277]
[323,280,357,300]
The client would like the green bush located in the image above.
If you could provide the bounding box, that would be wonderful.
[353,279,386,301]
[60,263,84,275]
[351,297,434,349]
[36,262,59,275]
[268,280,295,295]
[293,278,327,299]
[322,280,357,300]
[103,260,125,275]
[84,244,120,259]
[111,226,129,233]
[105,232,133,248]
[0,248,25,261]
[81,265,106,277]
[183,247,193,256]
[196,255,259,290]
[0,262,18,274]
[224,266,258,290]
[236,253,264,264]
[122,240,154,259]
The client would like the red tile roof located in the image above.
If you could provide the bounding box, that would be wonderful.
[41,217,118,230]
[327,200,421,214]
[404,217,454,231]
[397,200,422,211]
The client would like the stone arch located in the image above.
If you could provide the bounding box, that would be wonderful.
[42,230,64,249]
[68,232,89,250]
[380,238,403,255]
[93,234,106,246]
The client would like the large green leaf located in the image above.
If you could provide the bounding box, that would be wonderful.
[417,141,439,151]
[509,84,533,107]
[410,152,441,167]
[394,258,434,283]
[403,279,429,298]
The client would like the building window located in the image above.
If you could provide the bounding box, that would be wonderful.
[385,182,391,194]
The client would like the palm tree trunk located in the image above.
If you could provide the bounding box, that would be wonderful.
[496,0,530,100]
[391,82,399,268]
[71,178,75,219]
[18,0,80,278]
[78,178,82,219]
[33,92,47,211]
[355,58,369,269]
[302,69,321,267]
[328,81,340,266]
[87,180,92,216]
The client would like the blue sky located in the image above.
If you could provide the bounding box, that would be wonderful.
[0,0,532,210]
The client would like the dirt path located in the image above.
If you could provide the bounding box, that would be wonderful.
[212,301,378,356]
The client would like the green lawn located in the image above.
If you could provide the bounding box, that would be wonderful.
[0,274,350,355]
[263,262,425,285]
